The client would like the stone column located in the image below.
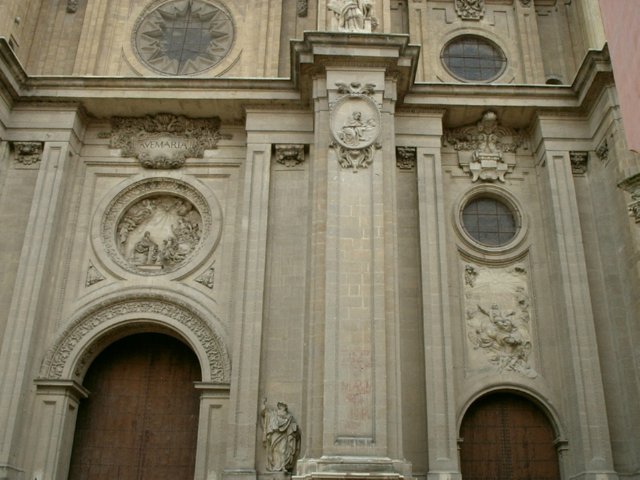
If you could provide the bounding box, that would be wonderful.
[0,140,74,480]
[296,67,410,480]
[27,380,88,480]
[537,149,617,480]
[223,138,271,480]
[416,131,462,479]
[195,383,230,480]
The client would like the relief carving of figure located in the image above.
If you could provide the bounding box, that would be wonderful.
[328,0,376,32]
[117,195,202,271]
[260,398,300,473]
[468,304,536,378]
[338,111,377,148]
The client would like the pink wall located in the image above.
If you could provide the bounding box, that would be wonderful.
[599,0,640,153]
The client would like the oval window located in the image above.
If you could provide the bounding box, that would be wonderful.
[461,196,517,246]
[441,35,506,82]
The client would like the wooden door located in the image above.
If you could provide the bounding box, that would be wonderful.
[68,333,201,480]
[459,392,560,480]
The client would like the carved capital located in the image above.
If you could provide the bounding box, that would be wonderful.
[67,0,79,13]
[596,139,609,162]
[396,146,416,170]
[455,0,484,20]
[274,144,305,168]
[12,141,44,168]
[569,151,589,175]
[297,0,308,17]
[618,173,640,223]
[103,113,231,169]
[444,111,526,183]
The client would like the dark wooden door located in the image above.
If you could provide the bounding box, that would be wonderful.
[68,333,201,480]
[460,392,560,480]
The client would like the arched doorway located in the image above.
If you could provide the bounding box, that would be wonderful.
[68,333,201,480]
[459,392,561,480]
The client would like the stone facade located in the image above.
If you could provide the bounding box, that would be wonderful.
[0,1,639,480]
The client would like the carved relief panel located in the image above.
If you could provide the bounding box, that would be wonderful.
[463,261,537,378]
[93,177,222,277]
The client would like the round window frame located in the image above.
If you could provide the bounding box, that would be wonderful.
[130,0,237,77]
[440,34,507,83]
[454,186,528,257]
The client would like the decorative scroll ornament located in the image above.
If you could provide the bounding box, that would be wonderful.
[195,263,216,289]
[275,144,305,168]
[464,263,537,378]
[330,82,381,172]
[569,151,589,175]
[85,262,105,287]
[444,111,526,182]
[12,141,43,168]
[519,0,532,6]
[261,398,301,472]
[105,114,230,169]
[328,0,377,32]
[396,146,417,170]
[455,0,484,20]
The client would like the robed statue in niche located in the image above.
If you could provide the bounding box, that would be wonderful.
[260,398,301,472]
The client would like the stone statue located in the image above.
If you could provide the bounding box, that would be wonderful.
[133,231,159,265]
[260,398,300,472]
[328,0,376,32]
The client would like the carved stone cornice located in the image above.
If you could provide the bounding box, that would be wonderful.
[455,0,484,20]
[274,144,305,168]
[11,141,43,168]
[396,146,416,170]
[569,151,589,175]
[443,111,526,183]
[103,113,230,169]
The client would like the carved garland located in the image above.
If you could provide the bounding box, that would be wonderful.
[40,297,230,383]
[100,178,213,276]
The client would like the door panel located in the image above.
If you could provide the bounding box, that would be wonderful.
[68,333,201,480]
[460,392,560,480]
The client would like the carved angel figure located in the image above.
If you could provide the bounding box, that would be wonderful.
[261,399,300,472]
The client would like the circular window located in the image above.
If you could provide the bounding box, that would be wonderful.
[461,197,517,247]
[441,35,506,82]
[134,0,234,76]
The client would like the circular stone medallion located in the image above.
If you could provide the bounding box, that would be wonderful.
[101,179,213,276]
[134,0,234,76]
[330,96,381,150]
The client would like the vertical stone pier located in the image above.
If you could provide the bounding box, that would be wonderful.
[292,33,419,480]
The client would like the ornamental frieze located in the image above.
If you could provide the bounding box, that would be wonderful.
[104,113,230,168]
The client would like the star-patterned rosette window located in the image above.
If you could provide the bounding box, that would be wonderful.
[134,0,234,75]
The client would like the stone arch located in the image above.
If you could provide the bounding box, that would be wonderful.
[39,292,231,384]
[458,384,566,443]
